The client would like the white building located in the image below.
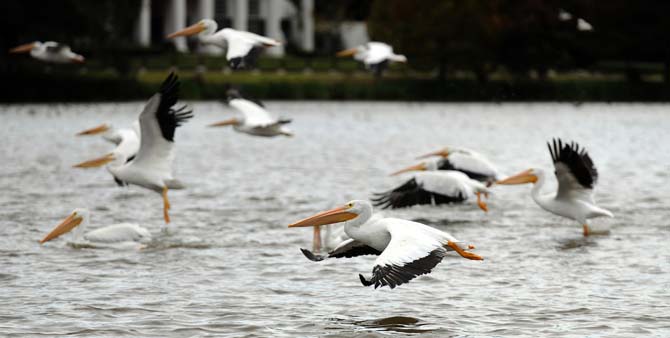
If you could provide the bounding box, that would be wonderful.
[134,0,314,56]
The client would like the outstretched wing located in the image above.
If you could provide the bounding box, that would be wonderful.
[548,138,598,201]
[438,153,499,182]
[371,173,468,209]
[301,238,382,262]
[130,73,192,177]
[361,219,455,289]
[44,42,68,53]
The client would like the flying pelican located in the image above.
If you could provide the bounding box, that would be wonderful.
[40,208,151,249]
[496,139,613,236]
[417,146,500,185]
[167,19,281,69]
[336,42,407,76]
[209,89,292,137]
[106,72,193,224]
[289,200,482,289]
[374,160,491,211]
[73,122,140,171]
[312,213,385,253]
[9,41,84,64]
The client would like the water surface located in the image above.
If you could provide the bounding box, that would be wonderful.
[0,102,669,337]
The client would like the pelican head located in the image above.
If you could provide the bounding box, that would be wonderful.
[40,208,89,244]
[167,19,218,39]
[9,41,39,54]
[289,200,372,228]
[496,168,540,185]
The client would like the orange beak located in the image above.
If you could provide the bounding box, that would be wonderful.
[76,124,110,136]
[73,153,115,168]
[288,206,358,228]
[496,169,538,185]
[9,42,36,54]
[336,47,359,57]
[417,149,449,159]
[209,118,239,127]
[167,22,205,38]
[40,213,83,244]
[390,163,427,176]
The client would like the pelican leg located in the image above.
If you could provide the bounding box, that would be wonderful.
[312,225,322,252]
[583,224,590,236]
[447,241,483,260]
[476,192,488,212]
[162,186,171,224]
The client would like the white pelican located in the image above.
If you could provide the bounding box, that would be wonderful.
[107,72,193,224]
[9,41,84,64]
[496,138,613,236]
[209,89,292,137]
[73,122,141,172]
[167,19,281,69]
[40,208,151,249]
[374,160,491,211]
[289,200,482,289]
[417,146,500,185]
[336,42,407,76]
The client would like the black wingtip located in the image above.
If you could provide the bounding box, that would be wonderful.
[300,248,325,262]
[359,274,374,287]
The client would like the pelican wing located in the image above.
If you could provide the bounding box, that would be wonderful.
[229,98,278,127]
[131,73,192,176]
[83,223,151,243]
[371,172,469,209]
[439,153,499,182]
[301,238,382,262]
[548,138,598,201]
[44,42,68,53]
[362,219,455,289]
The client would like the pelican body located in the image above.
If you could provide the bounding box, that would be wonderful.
[376,159,491,211]
[290,200,482,289]
[336,42,407,77]
[40,208,150,249]
[418,146,500,185]
[74,123,141,179]
[167,19,281,69]
[209,89,292,137]
[497,139,613,236]
[107,73,193,224]
[9,41,84,64]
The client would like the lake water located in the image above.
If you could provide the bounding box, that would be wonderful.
[0,102,669,337]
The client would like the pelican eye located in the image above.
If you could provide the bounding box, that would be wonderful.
[346,203,354,208]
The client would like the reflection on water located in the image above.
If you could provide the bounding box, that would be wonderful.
[0,102,669,337]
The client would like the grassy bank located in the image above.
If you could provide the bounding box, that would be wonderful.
[3,69,670,103]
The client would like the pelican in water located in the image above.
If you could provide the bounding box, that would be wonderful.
[496,138,613,236]
[373,160,491,211]
[167,19,281,69]
[336,42,407,76]
[417,146,500,185]
[73,122,140,171]
[290,200,482,289]
[9,41,84,64]
[106,72,192,224]
[40,208,150,249]
[209,89,292,137]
